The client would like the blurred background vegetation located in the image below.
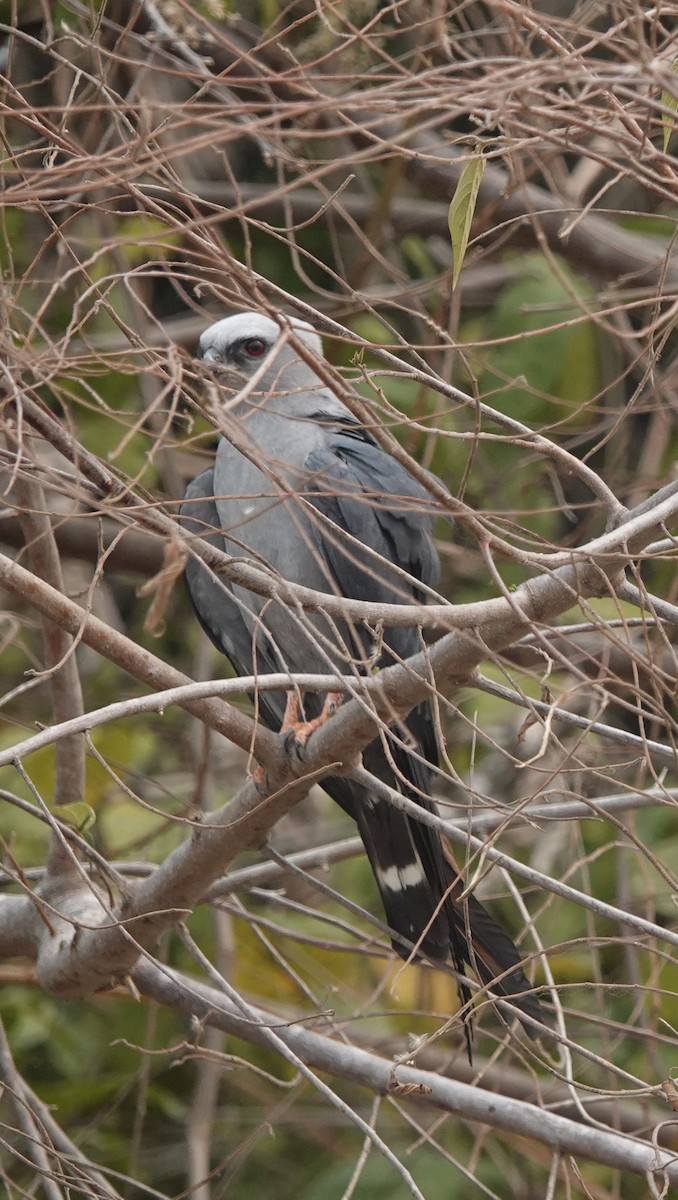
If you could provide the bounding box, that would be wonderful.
[0,0,677,1196]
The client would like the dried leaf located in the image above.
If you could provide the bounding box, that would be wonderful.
[661,1078,678,1111]
[139,539,188,636]
[388,1067,432,1097]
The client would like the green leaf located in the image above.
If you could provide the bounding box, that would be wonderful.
[662,70,678,154]
[57,803,96,834]
[447,152,486,289]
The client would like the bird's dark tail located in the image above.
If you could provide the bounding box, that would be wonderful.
[341,785,544,1035]
[441,846,545,1030]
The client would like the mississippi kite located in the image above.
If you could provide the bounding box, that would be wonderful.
[180,311,543,1033]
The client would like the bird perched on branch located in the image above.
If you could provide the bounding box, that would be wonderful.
[180,310,543,1036]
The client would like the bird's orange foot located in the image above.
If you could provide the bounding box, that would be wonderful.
[281,690,344,758]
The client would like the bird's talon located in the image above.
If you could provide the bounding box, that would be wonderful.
[291,739,307,760]
[283,726,311,758]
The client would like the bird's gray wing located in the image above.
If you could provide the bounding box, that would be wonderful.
[303,430,543,1024]
[302,430,458,950]
[303,425,439,753]
[180,467,285,728]
[304,425,439,605]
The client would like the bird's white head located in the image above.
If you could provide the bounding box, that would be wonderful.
[198,311,323,372]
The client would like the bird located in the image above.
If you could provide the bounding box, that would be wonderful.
[179,310,544,1036]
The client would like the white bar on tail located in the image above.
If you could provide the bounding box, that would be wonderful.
[375,863,425,893]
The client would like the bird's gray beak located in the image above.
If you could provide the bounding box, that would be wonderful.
[200,348,219,364]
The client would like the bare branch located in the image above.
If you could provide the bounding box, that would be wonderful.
[133,959,678,1187]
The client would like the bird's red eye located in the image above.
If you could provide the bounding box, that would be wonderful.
[244,338,267,357]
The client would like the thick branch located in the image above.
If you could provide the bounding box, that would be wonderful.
[133,959,678,1186]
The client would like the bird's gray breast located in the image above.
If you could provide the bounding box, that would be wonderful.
[213,413,347,676]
